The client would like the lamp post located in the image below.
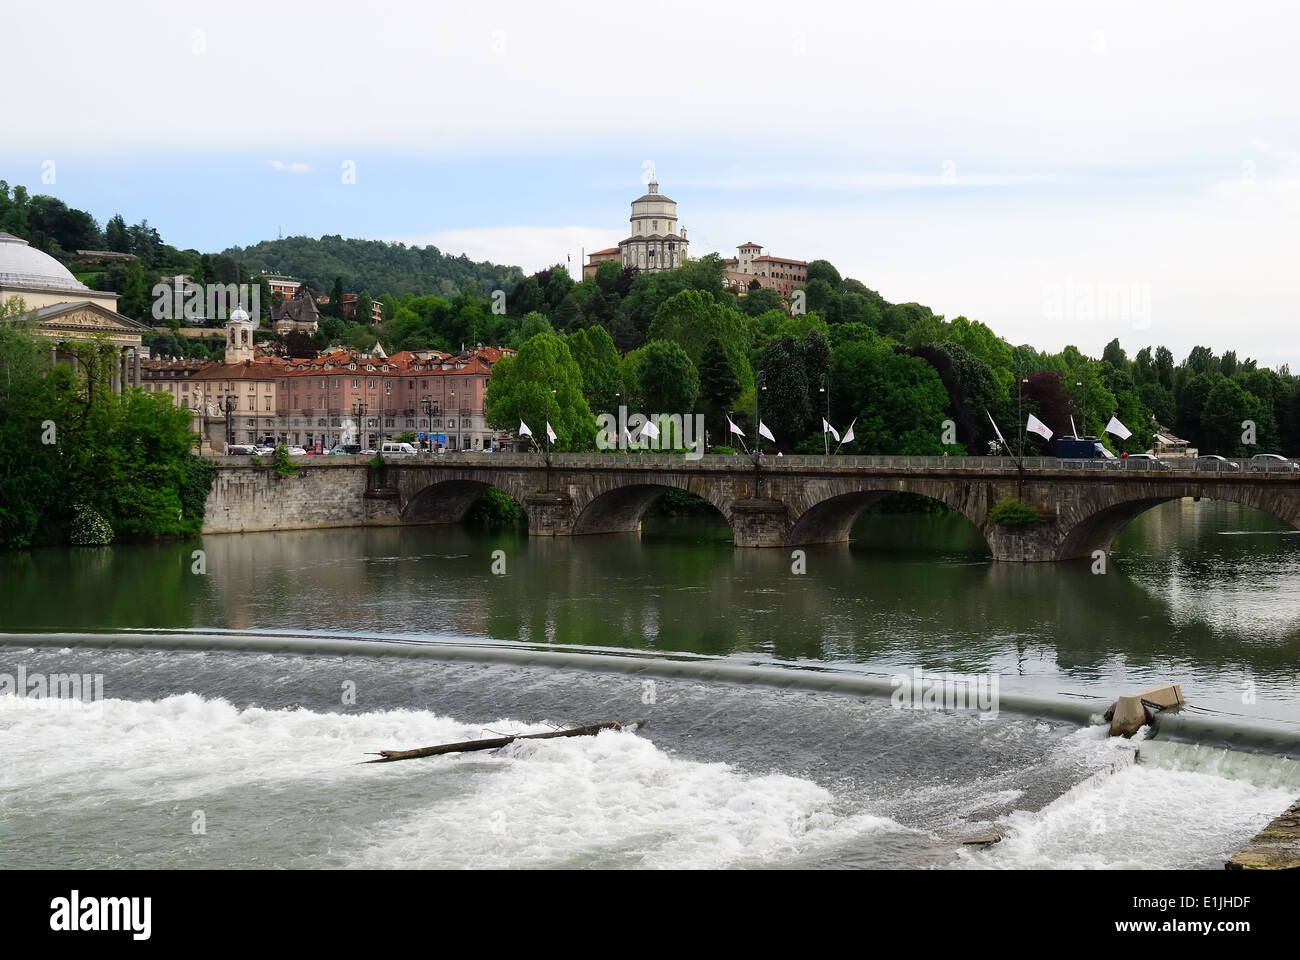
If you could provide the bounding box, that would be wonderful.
[421,396,432,454]
[353,400,368,451]
[1075,380,1087,436]
[1016,377,1029,463]
[819,373,830,455]
[224,395,235,449]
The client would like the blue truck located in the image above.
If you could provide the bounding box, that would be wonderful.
[1049,435,1108,459]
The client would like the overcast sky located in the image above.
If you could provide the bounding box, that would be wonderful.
[4,0,1298,367]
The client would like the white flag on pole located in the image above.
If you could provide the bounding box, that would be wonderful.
[518,420,533,437]
[986,410,1008,449]
[1026,414,1054,440]
[758,421,776,442]
[822,418,841,442]
[546,421,557,443]
[841,419,856,444]
[727,417,745,437]
[639,419,660,440]
[1104,416,1132,439]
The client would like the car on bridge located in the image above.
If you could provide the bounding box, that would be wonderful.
[1195,455,1240,471]
[1248,453,1300,473]
[286,446,308,456]
[1122,453,1171,470]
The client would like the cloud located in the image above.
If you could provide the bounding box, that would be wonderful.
[270,160,313,174]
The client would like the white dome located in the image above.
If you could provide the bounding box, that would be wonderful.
[0,232,88,292]
[229,306,250,323]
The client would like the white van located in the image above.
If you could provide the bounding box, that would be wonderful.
[380,441,418,457]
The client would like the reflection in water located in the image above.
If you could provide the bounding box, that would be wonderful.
[1,499,1298,721]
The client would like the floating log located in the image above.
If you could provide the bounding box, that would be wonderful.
[365,720,638,763]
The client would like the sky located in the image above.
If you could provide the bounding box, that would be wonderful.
[4,0,1298,367]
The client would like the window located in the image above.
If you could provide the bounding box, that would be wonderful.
[352,379,359,387]
[264,397,271,411]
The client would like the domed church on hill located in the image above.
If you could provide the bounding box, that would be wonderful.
[617,178,689,273]
[0,231,148,390]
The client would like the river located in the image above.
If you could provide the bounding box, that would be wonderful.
[1,499,1298,868]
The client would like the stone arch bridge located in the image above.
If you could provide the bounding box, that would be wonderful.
[379,452,1300,562]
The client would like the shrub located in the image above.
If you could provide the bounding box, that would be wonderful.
[988,497,1044,526]
[466,486,524,527]
[711,445,737,455]
[272,444,300,478]
[68,503,114,546]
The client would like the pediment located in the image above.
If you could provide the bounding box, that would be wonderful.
[34,301,149,335]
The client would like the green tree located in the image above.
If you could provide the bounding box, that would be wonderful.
[623,340,699,413]
[484,333,594,451]
[566,325,624,415]
[119,259,149,321]
[104,214,130,253]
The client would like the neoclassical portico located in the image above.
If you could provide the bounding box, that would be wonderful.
[0,232,147,390]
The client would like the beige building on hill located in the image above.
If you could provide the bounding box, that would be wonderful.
[722,242,808,298]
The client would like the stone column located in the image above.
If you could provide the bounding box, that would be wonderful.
[730,499,790,547]
[133,348,142,387]
[524,492,576,536]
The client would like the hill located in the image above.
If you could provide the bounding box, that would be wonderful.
[222,235,525,299]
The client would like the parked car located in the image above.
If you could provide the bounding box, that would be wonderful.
[360,449,378,456]
[380,441,418,457]
[1123,453,1171,470]
[286,446,308,456]
[1195,454,1240,471]
[226,444,256,456]
[1248,453,1300,473]
[253,445,274,456]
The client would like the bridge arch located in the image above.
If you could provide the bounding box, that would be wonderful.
[401,478,530,526]
[571,480,732,537]
[1057,489,1300,560]
[784,481,990,549]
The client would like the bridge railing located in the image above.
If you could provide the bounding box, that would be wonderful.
[206,449,1299,475]
[384,452,1298,474]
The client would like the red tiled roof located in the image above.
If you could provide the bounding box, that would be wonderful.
[752,255,807,265]
[588,247,619,257]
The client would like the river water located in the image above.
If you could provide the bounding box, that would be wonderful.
[1,500,1298,868]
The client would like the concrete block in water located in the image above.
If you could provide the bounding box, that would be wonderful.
[1109,683,1185,737]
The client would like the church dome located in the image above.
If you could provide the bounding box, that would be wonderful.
[229,306,250,323]
[0,232,89,292]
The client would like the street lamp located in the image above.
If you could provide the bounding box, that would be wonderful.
[819,373,830,455]
[1075,380,1087,436]
[353,400,368,450]
[224,395,235,449]
[421,396,433,453]
[1016,377,1029,462]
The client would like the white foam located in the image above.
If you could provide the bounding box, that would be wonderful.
[957,731,1294,869]
[0,694,901,868]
